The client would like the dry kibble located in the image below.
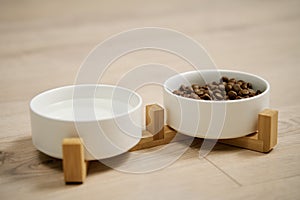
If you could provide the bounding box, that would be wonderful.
[190,93,200,99]
[225,84,232,92]
[214,88,222,94]
[218,84,225,90]
[198,90,205,96]
[172,90,180,95]
[233,84,241,93]
[247,82,253,89]
[173,76,263,101]
[227,81,234,86]
[228,91,237,100]
[256,90,262,95]
[179,85,185,91]
[237,80,242,86]
[229,78,236,84]
[221,76,229,83]
[214,92,224,100]
[194,88,200,94]
[202,94,212,100]
[209,84,218,90]
[186,86,193,93]
[249,89,256,97]
[240,89,250,96]
[241,83,248,89]
[192,84,200,90]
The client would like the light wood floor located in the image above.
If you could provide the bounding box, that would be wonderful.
[1,0,300,199]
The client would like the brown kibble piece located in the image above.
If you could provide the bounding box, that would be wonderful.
[192,84,200,90]
[237,80,244,86]
[249,89,256,96]
[209,84,218,90]
[241,83,248,89]
[256,90,262,95]
[247,82,253,89]
[191,93,200,99]
[198,90,205,96]
[228,91,237,100]
[225,84,232,92]
[229,78,236,83]
[198,90,208,96]
[233,84,241,93]
[172,90,181,95]
[202,94,212,100]
[179,85,185,91]
[221,76,229,83]
[240,89,250,96]
[218,84,225,90]
[186,86,193,93]
[194,88,200,93]
[214,92,224,100]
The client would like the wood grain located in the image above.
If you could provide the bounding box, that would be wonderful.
[62,138,87,183]
[146,104,164,140]
[129,126,177,151]
[258,109,278,152]
[219,109,278,153]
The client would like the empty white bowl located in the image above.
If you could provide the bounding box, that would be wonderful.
[30,84,142,160]
[163,70,270,139]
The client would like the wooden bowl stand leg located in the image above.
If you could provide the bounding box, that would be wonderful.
[219,109,278,153]
[62,104,278,184]
[62,138,88,183]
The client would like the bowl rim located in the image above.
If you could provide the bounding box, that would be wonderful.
[30,84,143,122]
[164,69,270,104]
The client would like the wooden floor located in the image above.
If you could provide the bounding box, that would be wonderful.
[1,0,300,199]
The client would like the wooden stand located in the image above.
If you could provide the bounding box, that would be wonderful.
[62,104,278,183]
[129,104,176,151]
[62,138,88,183]
[219,109,278,152]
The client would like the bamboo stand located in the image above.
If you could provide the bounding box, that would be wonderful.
[62,104,278,183]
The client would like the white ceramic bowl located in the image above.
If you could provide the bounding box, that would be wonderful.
[30,84,142,160]
[163,70,270,139]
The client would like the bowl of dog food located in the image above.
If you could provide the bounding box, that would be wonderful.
[163,70,270,139]
[30,84,142,160]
